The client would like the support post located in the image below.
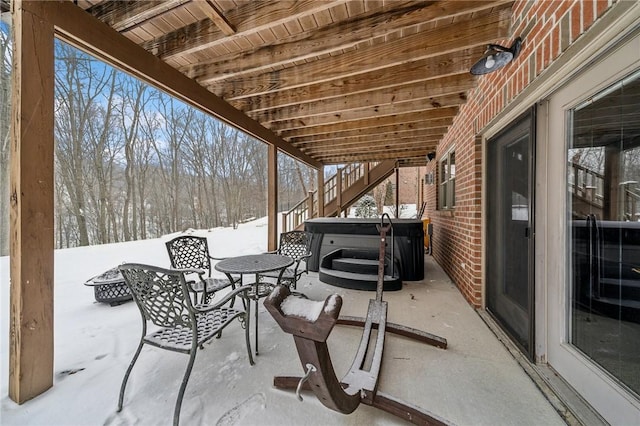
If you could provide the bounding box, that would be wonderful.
[337,168,343,216]
[395,168,399,217]
[10,0,55,404]
[268,145,278,251]
[364,162,370,185]
[307,190,314,220]
[317,166,325,217]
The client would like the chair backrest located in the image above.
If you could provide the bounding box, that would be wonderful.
[165,236,211,276]
[119,263,195,329]
[278,231,310,259]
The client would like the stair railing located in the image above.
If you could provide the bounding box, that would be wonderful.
[281,161,390,232]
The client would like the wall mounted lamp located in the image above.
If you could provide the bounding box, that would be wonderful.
[426,151,436,162]
[470,37,522,75]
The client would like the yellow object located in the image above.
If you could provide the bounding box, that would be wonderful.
[422,218,430,248]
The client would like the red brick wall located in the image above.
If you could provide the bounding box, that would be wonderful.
[424,0,616,307]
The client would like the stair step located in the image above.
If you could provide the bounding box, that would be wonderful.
[319,267,402,291]
[332,257,383,275]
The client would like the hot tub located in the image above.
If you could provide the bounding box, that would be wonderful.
[305,217,424,281]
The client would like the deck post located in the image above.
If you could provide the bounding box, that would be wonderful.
[9,0,55,404]
[336,168,343,216]
[317,166,325,217]
[268,144,278,251]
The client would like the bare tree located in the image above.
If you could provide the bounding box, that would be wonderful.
[0,22,11,255]
[55,42,117,246]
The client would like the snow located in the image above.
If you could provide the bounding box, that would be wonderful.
[0,216,301,426]
[280,296,324,322]
[0,212,413,426]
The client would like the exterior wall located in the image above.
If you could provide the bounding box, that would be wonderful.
[398,167,426,206]
[425,0,617,307]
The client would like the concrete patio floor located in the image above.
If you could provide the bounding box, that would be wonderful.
[212,255,567,426]
[1,253,569,426]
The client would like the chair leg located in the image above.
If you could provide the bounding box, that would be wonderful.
[173,348,198,426]
[118,339,145,412]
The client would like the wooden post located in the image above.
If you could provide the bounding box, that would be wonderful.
[395,168,400,217]
[307,190,314,220]
[364,162,370,185]
[10,0,55,404]
[317,166,325,217]
[268,145,278,251]
[337,168,343,216]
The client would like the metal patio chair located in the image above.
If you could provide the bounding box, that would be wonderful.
[259,230,312,290]
[117,263,254,426]
[165,235,241,304]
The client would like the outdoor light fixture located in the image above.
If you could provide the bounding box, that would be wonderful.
[426,152,436,162]
[470,37,522,75]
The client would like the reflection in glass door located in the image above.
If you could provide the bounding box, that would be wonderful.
[487,108,535,358]
[568,69,640,397]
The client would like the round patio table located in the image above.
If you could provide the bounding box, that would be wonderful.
[215,254,294,355]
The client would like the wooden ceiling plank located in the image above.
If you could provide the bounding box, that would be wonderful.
[302,140,442,156]
[287,120,453,144]
[208,8,511,96]
[277,108,458,136]
[87,0,191,33]
[142,0,351,60]
[239,73,475,115]
[244,75,474,124]
[293,128,449,147]
[261,93,466,129]
[197,0,236,36]
[226,49,482,109]
[51,1,320,169]
[317,148,435,163]
[188,1,504,83]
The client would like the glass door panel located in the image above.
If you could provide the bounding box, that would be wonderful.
[487,109,535,358]
[567,69,640,397]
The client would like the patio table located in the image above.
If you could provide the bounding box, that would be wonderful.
[215,254,293,355]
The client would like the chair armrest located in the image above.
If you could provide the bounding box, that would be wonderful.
[173,268,207,293]
[194,285,253,313]
[292,252,312,272]
[174,267,207,276]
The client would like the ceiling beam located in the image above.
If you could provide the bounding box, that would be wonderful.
[302,139,441,155]
[186,1,510,84]
[226,49,483,108]
[87,0,190,33]
[206,9,511,97]
[239,73,475,117]
[278,108,459,137]
[249,77,472,123]
[141,0,351,59]
[263,94,466,129]
[197,0,236,36]
[317,148,436,164]
[287,120,453,144]
[293,128,449,148]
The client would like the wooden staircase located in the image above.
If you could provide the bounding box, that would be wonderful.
[282,160,396,232]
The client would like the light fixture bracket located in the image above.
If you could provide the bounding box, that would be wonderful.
[470,37,522,75]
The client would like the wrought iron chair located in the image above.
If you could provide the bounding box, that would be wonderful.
[259,230,312,290]
[165,235,241,304]
[117,263,254,426]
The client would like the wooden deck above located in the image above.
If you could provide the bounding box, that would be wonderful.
[74,0,515,167]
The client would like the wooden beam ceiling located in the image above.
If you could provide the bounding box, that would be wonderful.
[81,0,516,166]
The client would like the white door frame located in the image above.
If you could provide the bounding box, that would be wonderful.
[540,31,640,425]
